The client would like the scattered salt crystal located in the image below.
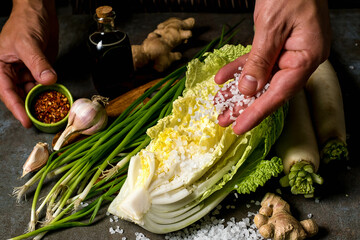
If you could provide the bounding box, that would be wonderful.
[255,201,261,206]
[315,198,320,203]
[110,218,113,222]
[307,213,313,218]
[213,79,270,120]
[349,65,355,70]
[247,212,256,217]
[135,232,150,240]
[246,204,251,208]
[230,114,237,121]
[109,227,115,234]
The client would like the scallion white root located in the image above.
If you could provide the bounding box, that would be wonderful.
[12,185,30,203]
[28,212,37,233]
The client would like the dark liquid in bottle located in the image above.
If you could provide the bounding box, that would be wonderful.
[88,31,134,99]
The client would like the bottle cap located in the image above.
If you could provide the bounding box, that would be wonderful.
[96,6,113,18]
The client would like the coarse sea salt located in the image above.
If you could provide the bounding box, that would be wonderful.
[164,214,264,240]
[135,232,150,240]
[213,71,270,120]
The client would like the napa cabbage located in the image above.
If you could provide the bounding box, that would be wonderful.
[108,44,286,233]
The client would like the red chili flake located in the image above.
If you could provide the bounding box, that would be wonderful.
[33,90,70,124]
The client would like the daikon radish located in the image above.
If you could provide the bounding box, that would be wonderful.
[305,60,348,163]
[275,90,323,198]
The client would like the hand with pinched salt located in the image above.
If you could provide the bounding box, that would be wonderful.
[214,71,269,128]
[214,0,331,135]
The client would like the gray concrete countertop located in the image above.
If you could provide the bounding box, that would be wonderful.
[1,10,359,240]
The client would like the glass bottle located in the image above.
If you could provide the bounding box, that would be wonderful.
[88,6,134,99]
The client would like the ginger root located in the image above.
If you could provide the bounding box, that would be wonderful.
[254,193,318,240]
[132,17,195,72]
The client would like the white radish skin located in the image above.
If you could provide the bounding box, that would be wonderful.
[275,90,320,174]
[305,60,346,147]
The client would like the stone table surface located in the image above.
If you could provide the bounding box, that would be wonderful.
[1,9,359,240]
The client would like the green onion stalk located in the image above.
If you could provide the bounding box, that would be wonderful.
[10,22,244,240]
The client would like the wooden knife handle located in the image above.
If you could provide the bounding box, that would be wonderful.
[105,78,162,117]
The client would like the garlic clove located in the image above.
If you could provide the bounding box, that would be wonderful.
[22,142,49,178]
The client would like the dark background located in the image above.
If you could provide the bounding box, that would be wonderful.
[1,0,360,17]
[0,1,359,240]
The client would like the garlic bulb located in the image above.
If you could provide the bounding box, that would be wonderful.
[22,142,49,178]
[53,95,108,151]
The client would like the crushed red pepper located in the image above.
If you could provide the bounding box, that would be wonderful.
[33,90,70,124]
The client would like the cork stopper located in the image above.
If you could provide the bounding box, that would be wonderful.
[96,6,113,18]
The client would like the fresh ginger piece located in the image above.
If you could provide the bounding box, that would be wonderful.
[157,17,195,31]
[254,193,318,240]
[132,17,195,72]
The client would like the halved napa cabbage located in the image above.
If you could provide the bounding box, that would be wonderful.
[108,44,286,233]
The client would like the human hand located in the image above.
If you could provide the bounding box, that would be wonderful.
[214,0,331,135]
[0,0,59,128]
